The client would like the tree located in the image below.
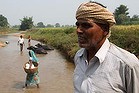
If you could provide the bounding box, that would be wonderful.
[19,16,33,31]
[46,24,54,27]
[12,25,20,29]
[129,15,139,25]
[55,23,60,27]
[0,15,9,27]
[37,22,45,28]
[131,15,139,21]
[114,5,129,25]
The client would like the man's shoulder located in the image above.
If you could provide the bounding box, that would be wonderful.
[109,43,139,67]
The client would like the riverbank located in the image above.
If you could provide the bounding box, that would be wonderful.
[13,34,25,37]
[0,28,20,48]
[24,26,139,60]
[0,41,6,48]
[0,34,24,48]
[0,31,25,48]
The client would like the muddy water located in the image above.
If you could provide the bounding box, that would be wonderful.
[0,34,75,93]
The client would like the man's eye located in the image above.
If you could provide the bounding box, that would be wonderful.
[75,22,93,29]
[75,22,79,27]
[81,23,92,29]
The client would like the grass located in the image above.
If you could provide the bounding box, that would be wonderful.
[23,25,139,62]
[0,27,18,33]
[110,25,139,56]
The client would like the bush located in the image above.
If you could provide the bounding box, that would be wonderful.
[25,25,139,62]
[110,25,139,55]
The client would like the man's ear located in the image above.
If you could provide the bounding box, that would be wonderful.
[103,31,109,37]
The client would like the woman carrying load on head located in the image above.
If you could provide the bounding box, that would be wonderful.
[24,47,40,88]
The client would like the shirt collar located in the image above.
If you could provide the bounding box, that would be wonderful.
[95,38,110,63]
[78,38,110,64]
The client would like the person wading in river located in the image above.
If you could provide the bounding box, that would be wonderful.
[17,35,25,52]
[24,47,40,88]
[28,35,31,47]
[73,1,139,93]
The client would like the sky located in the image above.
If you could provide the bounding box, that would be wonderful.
[0,0,139,26]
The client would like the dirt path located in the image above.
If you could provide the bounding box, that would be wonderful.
[0,41,6,47]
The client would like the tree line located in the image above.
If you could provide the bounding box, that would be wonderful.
[0,4,139,30]
[114,5,139,25]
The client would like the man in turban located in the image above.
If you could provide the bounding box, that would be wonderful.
[73,1,139,93]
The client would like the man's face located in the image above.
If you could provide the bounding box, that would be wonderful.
[75,19,107,49]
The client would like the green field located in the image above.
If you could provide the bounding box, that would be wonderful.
[24,25,139,62]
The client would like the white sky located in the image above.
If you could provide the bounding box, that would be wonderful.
[0,0,139,26]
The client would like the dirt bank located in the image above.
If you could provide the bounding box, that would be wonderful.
[0,33,25,48]
[0,41,6,48]
[13,33,25,37]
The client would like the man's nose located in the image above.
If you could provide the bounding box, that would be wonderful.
[76,26,83,33]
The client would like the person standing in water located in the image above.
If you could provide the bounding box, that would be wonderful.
[28,35,31,47]
[17,35,25,52]
[24,47,40,88]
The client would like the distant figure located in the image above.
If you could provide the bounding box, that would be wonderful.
[17,35,25,51]
[28,35,31,47]
[5,41,9,44]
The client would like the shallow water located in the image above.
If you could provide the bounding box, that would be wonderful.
[0,34,75,93]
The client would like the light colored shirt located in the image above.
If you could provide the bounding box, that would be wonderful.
[18,38,24,44]
[73,38,139,93]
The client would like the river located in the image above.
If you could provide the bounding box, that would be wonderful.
[0,33,75,93]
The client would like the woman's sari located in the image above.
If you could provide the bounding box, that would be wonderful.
[25,50,40,86]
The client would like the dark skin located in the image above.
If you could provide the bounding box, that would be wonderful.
[76,19,109,62]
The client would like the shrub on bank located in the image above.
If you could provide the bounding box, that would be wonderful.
[25,28,79,62]
[110,25,139,56]
[25,25,139,62]
[0,28,18,35]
